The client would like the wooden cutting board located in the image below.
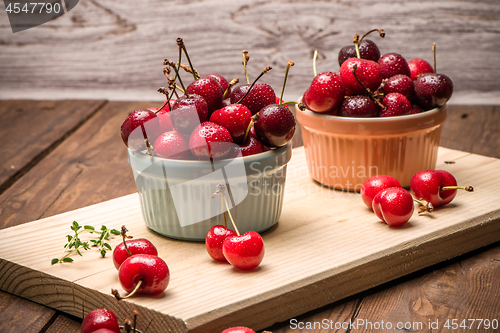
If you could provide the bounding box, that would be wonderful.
[1,147,499,333]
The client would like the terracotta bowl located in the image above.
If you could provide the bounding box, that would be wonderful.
[295,104,447,191]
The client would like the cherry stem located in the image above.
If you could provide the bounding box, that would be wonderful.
[279,60,294,105]
[359,29,385,43]
[353,33,361,59]
[432,42,437,73]
[441,185,474,192]
[224,78,239,98]
[177,37,198,81]
[133,310,138,333]
[144,138,154,156]
[222,194,240,236]
[121,225,133,257]
[242,116,257,143]
[312,50,318,77]
[236,66,272,104]
[112,279,143,300]
[169,62,188,97]
[242,50,250,84]
[413,197,434,213]
[351,64,386,110]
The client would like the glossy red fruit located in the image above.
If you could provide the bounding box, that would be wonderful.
[230,83,276,115]
[112,238,158,270]
[411,104,424,114]
[204,73,231,99]
[410,170,472,207]
[338,39,381,66]
[378,53,411,79]
[120,109,161,151]
[91,329,119,333]
[302,72,345,114]
[170,94,209,134]
[414,73,453,110]
[206,225,238,262]
[156,108,174,133]
[209,104,252,143]
[189,121,234,160]
[383,74,416,102]
[339,58,382,95]
[360,175,402,209]
[408,58,434,80]
[338,95,379,117]
[238,136,264,156]
[380,92,412,117]
[118,254,170,296]
[186,76,224,115]
[223,231,265,270]
[221,327,256,333]
[81,308,120,333]
[372,187,414,227]
[254,104,296,148]
[153,131,192,159]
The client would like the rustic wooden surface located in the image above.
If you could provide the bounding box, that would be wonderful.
[0,0,500,104]
[1,145,499,332]
[0,102,499,333]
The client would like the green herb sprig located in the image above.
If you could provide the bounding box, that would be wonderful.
[51,221,120,265]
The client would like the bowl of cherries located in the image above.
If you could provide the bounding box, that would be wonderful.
[121,40,296,241]
[296,29,453,191]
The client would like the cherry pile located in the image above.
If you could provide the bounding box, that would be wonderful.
[302,29,453,117]
[361,171,473,227]
[120,38,296,160]
[111,226,170,300]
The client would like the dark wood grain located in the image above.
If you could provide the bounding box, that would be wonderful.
[0,101,158,229]
[0,0,499,103]
[0,100,105,194]
[0,290,57,333]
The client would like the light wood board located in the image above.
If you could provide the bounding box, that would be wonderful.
[0,147,499,333]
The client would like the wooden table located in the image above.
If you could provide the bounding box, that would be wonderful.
[0,100,498,332]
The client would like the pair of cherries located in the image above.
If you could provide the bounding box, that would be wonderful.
[205,184,265,270]
[361,170,473,227]
[111,227,170,300]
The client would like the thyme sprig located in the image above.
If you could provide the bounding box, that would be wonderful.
[51,221,120,265]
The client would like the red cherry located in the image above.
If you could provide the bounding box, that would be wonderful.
[360,175,402,209]
[120,109,161,151]
[338,95,379,117]
[230,83,276,115]
[339,58,382,95]
[338,39,381,66]
[186,76,224,115]
[408,58,434,80]
[414,72,453,110]
[155,108,174,133]
[118,254,170,296]
[209,104,252,143]
[170,94,209,134]
[81,308,120,333]
[378,53,411,79]
[205,225,237,262]
[222,231,265,270]
[380,92,412,117]
[372,187,414,227]
[221,327,256,333]
[302,72,345,114]
[153,131,192,159]
[189,121,234,160]
[91,329,119,333]
[410,170,473,207]
[112,238,158,270]
[204,73,231,99]
[238,135,264,156]
[254,104,296,148]
[383,74,416,102]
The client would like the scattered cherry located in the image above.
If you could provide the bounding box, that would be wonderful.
[114,253,170,298]
[81,308,120,333]
[410,170,473,207]
[372,187,414,227]
[206,225,237,262]
[221,327,256,333]
[112,230,158,270]
[223,231,265,270]
[360,175,402,209]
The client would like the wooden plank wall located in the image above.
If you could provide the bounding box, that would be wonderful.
[1,0,499,104]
